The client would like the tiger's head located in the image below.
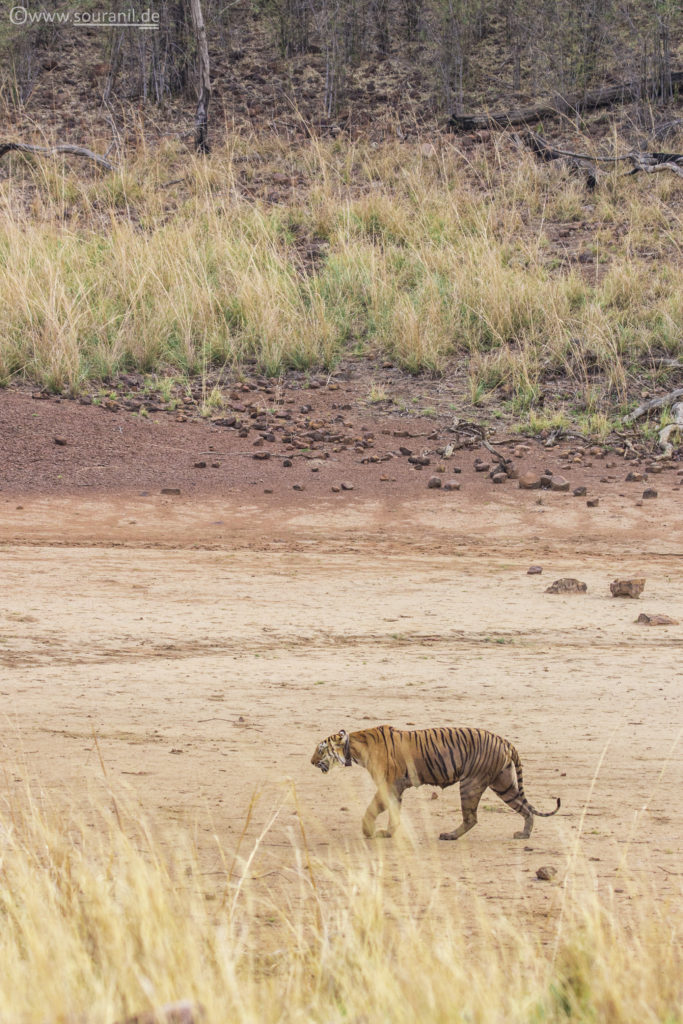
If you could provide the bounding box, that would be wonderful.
[311,730,352,773]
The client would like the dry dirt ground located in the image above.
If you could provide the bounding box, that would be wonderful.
[1,392,682,944]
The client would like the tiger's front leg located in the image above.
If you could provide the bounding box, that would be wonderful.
[362,787,402,838]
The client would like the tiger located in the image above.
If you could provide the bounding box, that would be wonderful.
[311,724,560,840]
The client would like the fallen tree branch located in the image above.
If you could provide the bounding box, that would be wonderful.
[448,71,683,131]
[656,402,683,460]
[518,129,683,182]
[623,388,683,423]
[0,140,117,171]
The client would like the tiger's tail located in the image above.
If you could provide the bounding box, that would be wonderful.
[511,746,561,817]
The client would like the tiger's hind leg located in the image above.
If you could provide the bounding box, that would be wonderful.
[490,765,533,839]
[439,780,486,841]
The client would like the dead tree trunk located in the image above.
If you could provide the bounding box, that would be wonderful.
[189,0,211,153]
[448,70,683,131]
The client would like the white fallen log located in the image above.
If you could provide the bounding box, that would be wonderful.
[0,140,117,171]
[655,402,683,460]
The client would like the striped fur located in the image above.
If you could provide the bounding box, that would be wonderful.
[311,725,560,840]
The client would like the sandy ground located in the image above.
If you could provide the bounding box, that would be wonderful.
[1,489,681,943]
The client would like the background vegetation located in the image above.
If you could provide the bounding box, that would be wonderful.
[0,0,680,120]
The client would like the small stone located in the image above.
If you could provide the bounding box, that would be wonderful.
[642,488,658,499]
[626,471,644,482]
[519,472,542,490]
[636,613,678,626]
[610,578,645,599]
[540,473,553,489]
[587,498,599,507]
[545,578,587,594]
[211,415,236,427]
[340,481,354,491]
[331,485,341,493]
[491,473,506,484]
[293,484,305,491]
[399,446,413,456]
[283,458,293,467]
[513,445,530,458]
[161,488,180,495]
[527,566,543,575]
[443,481,460,491]
[194,461,207,469]
[474,461,490,473]
[550,476,570,492]
[264,488,273,494]
[536,865,558,881]
[573,486,587,497]
[211,462,220,468]
[427,476,442,489]
[54,437,67,446]
[253,451,270,460]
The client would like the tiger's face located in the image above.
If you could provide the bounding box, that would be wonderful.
[311,730,350,773]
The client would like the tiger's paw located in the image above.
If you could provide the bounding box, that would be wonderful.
[439,831,459,841]
[513,830,531,840]
[373,829,393,839]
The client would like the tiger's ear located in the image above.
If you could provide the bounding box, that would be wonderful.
[339,729,352,767]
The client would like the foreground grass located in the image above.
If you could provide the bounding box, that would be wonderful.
[0,789,680,1024]
[0,131,681,424]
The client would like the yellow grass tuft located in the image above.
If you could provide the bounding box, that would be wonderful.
[0,785,680,1023]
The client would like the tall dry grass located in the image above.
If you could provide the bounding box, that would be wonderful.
[0,784,680,1024]
[0,133,681,413]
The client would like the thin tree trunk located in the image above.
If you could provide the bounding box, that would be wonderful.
[189,0,211,153]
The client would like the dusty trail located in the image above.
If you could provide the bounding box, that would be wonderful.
[0,492,681,943]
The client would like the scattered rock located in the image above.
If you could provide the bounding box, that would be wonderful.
[518,472,542,490]
[491,472,506,484]
[636,613,678,626]
[193,461,207,469]
[54,436,68,446]
[545,578,587,594]
[550,476,570,492]
[474,460,490,472]
[573,486,587,497]
[340,481,354,491]
[331,485,341,493]
[117,999,204,1024]
[253,451,270,460]
[587,498,599,507]
[293,483,305,491]
[642,488,658,499]
[211,415,236,427]
[283,458,293,467]
[513,444,530,458]
[427,475,442,489]
[443,481,460,491]
[610,578,645,599]
[626,471,644,482]
[540,473,553,488]
[161,488,180,495]
[399,446,413,456]
[527,566,543,575]
[536,865,558,881]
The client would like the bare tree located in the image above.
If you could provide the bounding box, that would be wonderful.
[189,0,211,153]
